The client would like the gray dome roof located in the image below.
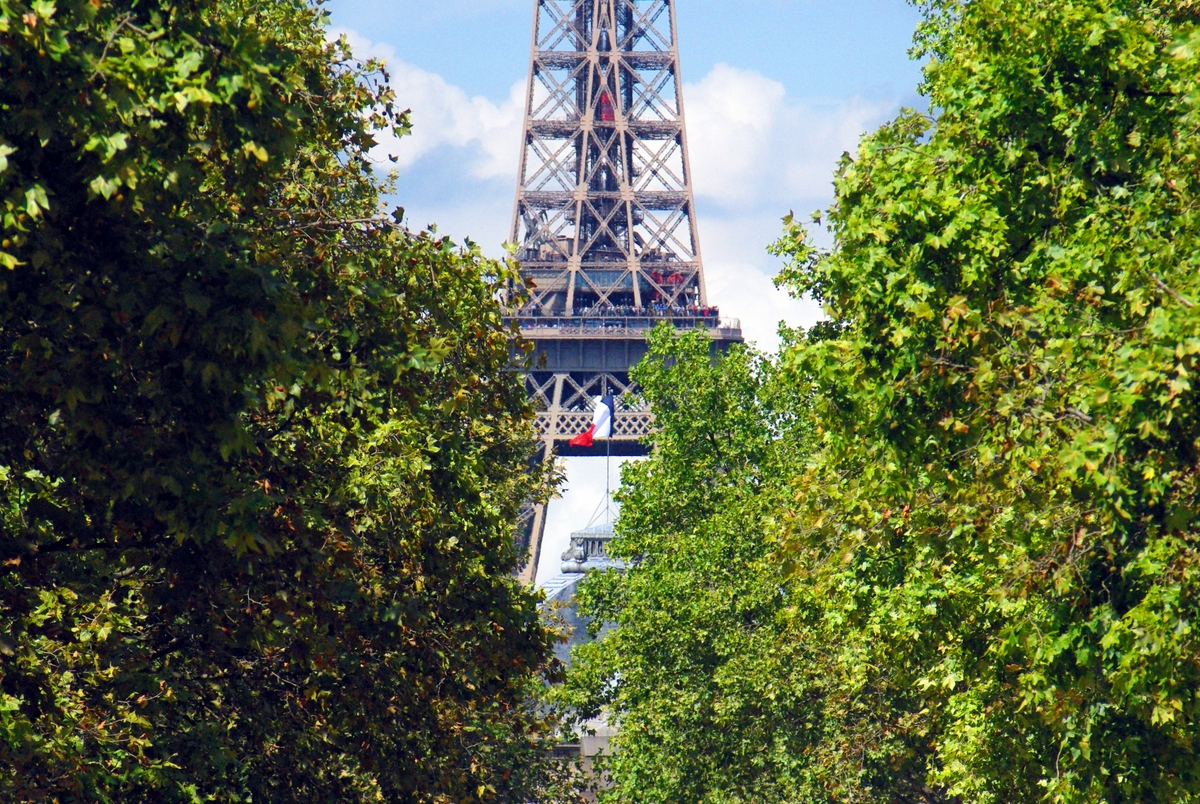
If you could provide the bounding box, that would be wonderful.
[569,522,615,539]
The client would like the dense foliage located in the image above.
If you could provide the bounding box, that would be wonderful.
[0,1,557,801]
[570,0,1200,802]
[561,327,816,802]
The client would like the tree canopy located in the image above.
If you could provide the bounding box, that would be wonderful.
[561,326,817,803]
[569,1,1200,802]
[0,1,558,801]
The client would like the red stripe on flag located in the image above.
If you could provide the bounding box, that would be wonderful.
[569,424,596,448]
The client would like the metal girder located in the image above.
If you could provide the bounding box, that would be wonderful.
[509,1,741,583]
[511,0,707,314]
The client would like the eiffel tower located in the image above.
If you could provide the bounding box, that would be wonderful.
[510,0,741,584]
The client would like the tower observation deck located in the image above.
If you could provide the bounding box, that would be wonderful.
[510,0,741,582]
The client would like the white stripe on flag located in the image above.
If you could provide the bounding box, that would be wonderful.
[593,396,613,440]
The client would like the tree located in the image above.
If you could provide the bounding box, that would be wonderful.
[569,1,1200,802]
[560,327,822,803]
[774,0,1200,800]
[0,2,557,801]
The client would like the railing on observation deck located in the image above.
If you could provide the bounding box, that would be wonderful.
[515,316,742,339]
[535,410,654,441]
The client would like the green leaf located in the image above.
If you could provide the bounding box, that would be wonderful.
[88,175,119,199]
[242,141,269,162]
[24,184,49,217]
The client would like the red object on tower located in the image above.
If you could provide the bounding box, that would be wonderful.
[598,92,615,122]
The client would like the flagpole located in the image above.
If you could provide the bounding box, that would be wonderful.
[604,380,611,524]
[606,429,611,524]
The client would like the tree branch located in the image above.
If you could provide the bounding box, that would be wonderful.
[1153,274,1196,309]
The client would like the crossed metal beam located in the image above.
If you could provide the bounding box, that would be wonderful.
[512,0,706,315]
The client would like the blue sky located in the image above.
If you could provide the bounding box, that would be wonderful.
[323,1,929,582]
[326,1,924,105]
[326,0,927,350]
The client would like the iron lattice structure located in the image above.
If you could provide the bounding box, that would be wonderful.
[513,0,705,313]
[510,0,741,583]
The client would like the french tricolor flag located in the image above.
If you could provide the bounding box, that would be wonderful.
[569,394,614,448]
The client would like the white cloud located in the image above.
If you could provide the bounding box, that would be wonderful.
[679,63,897,350]
[685,63,889,210]
[334,34,894,350]
[702,228,823,350]
[336,29,524,179]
